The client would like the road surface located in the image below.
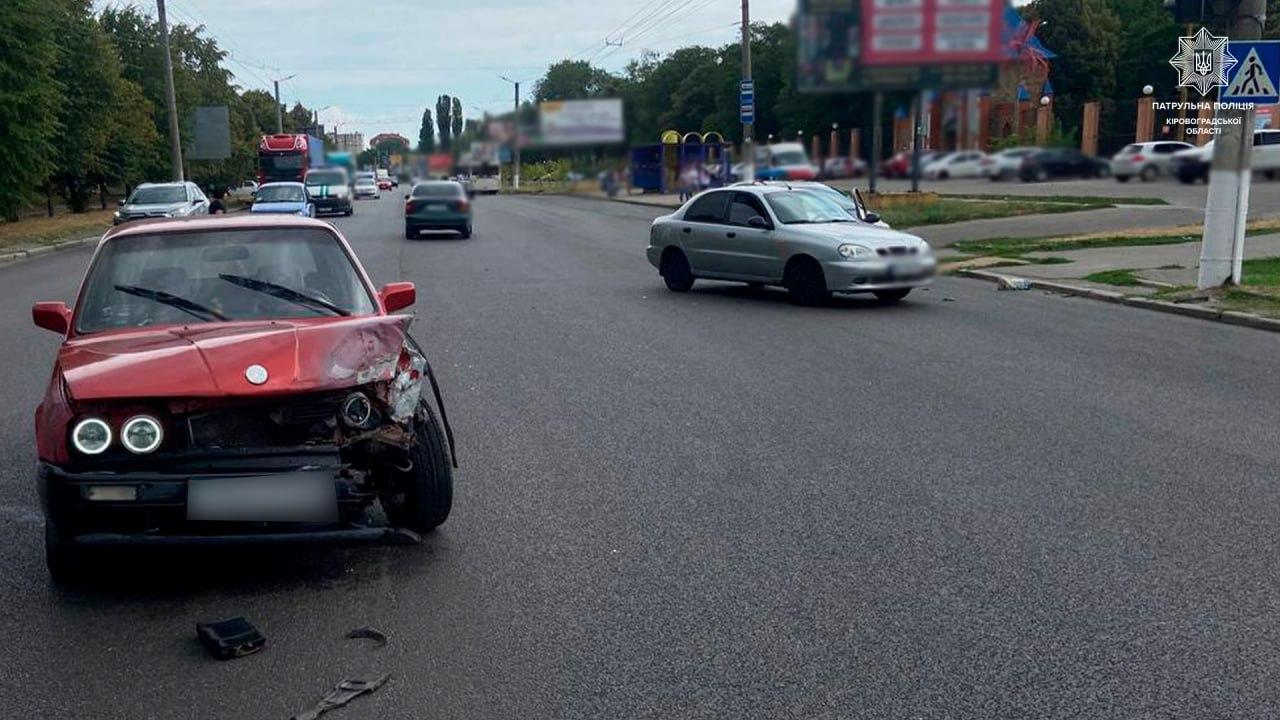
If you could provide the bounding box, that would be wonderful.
[3,193,1279,719]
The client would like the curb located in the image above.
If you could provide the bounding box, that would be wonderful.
[957,268,1280,333]
[0,235,99,268]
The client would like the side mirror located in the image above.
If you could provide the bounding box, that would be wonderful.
[117,199,125,207]
[862,212,882,225]
[747,215,770,229]
[32,301,71,335]
[379,282,416,313]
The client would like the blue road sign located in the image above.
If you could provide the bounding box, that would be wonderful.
[740,80,755,124]
[1223,41,1280,105]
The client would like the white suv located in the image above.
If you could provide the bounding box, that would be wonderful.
[1111,141,1193,182]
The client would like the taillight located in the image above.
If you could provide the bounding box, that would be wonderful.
[1131,154,1145,162]
[457,198,470,212]
[404,200,414,213]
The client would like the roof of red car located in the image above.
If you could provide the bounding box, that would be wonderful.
[101,214,335,243]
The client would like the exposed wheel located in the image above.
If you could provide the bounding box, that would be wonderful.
[1140,165,1158,182]
[660,248,695,292]
[380,402,453,532]
[1266,170,1277,181]
[783,257,830,306]
[45,522,85,585]
[1178,173,1196,185]
[873,288,911,303]
[1116,175,1131,183]
[938,171,949,180]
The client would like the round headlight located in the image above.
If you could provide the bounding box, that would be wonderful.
[838,243,873,259]
[342,393,376,429]
[121,415,163,454]
[72,418,112,455]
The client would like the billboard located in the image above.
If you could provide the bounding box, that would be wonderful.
[187,106,231,160]
[539,99,625,146]
[862,0,1004,66]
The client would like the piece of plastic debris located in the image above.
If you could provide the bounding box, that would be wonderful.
[292,675,390,720]
[345,627,389,648]
[996,276,1032,291]
[196,617,266,660]
[942,297,956,302]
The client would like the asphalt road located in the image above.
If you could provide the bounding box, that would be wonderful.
[4,193,1280,719]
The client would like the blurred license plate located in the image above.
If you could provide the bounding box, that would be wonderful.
[187,471,338,522]
[426,203,447,211]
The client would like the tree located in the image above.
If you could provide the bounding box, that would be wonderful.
[534,60,616,103]
[52,1,123,212]
[0,0,61,220]
[451,97,463,142]
[436,95,452,151]
[418,107,435,152]
[1025,0,1121,138]
[287,102,313,132]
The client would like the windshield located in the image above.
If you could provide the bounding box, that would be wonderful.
[412,183,462,197]
[801,185,857,214]
[76,228,376,333]
[306,170,346,186]
[129,186,186,204]
[765,191,853,224]
[771,151,807,166]
[261,154,304,171]
[254,185,305,203]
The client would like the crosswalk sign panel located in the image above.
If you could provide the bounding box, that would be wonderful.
[1223,41,1280,104]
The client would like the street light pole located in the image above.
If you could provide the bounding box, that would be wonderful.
[156,0,184,181]
[272,73,297,134]
[740,0,754,183]
[501,76,522,190]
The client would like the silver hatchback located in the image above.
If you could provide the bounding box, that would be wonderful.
[647,186,935,305]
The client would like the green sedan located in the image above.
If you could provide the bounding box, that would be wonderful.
[404,181,472,239]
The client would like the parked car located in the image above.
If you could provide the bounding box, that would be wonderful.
[404,181,472,239]
[881,150,942,179]
[1018,148,1111,182]
[647,185,935,305]
[228,180,259,201]
[250,182,315,217]
[1173,129,1280,184]
[30,215,456,580]
[1111,141,1194,182]
[303,168,353,216]
[113,182,210,225]
[354,175,380,199]
[980,147,1039,180]
[820,156,866,179]
[923,151,988,180]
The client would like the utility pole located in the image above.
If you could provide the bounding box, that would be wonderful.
[1199,0,1266,289]
[740,0,755,184]
[156,0,183,181]
[501,76,522,190]
[910,91,923,193]
[272,73,297,134]
[870,91,883,193]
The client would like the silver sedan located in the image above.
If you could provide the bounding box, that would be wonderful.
[646,185,935,305]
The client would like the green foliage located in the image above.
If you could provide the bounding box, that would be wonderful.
[436,95,452,151]
[523,159,572,182]
[534,60,618,103]
[451,97,462,142]
[0,0,61,219]
[418,108,435,153]
[1024,0,1120,140]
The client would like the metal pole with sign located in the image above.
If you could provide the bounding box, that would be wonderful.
[740,0,755,184]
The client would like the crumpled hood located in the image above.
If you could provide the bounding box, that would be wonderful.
[59,315,412,401]
[251,201,308,214]
[791,222,928,249]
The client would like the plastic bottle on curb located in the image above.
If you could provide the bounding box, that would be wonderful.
[997,276,1032,291]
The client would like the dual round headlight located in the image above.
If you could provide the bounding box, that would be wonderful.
[72,416,163,455]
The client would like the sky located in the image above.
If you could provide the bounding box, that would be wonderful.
[110,0,798,145]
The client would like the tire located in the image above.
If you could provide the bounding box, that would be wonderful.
[380,402,453,532]
[660,248,695,292]
[1266,170,1277,181]
[45,522,85,585]
[1140,165,1158,182]
[1116,175,1131,183]
[783,257,830,306]
[460,225,472,239]
[405,226,416,239]
[345,208,353,217]
[938,171,949,180]
[873,288,911,303]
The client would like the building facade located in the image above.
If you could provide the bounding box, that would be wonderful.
[328,132,365,155]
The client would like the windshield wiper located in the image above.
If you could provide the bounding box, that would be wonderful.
[218,274,350,316]
[114,284,228,322]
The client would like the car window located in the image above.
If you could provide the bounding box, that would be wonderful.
[306,170,346,186]
[727,193,769,226]
[412,183,463,198]
[255,185,305,203]
[129,186,187,204]
[1120,144,1141,154]
[76,228,376,333]
[1257,131,1280,145]
[765,191,852,224]
[684,192,730,223]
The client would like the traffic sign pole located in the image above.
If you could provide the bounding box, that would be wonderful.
[740,0,754,184]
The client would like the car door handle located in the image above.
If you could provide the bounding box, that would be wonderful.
[726,231,736,238]
[682,227,691,234]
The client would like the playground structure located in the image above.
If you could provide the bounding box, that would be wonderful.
[630,131,731,194]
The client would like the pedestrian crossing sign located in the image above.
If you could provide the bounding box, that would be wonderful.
[1223,41,1280,104]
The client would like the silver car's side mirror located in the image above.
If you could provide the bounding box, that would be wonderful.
[747,215,770,230]
[862,212,881,224]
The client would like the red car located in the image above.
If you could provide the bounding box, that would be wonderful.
[31,215,455,580]
[377,178,393,191]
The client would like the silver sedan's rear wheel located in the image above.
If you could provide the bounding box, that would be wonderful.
[660,248,695,292]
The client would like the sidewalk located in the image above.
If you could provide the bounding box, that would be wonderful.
[1003,233,1280,287]
[908,205,1203,247]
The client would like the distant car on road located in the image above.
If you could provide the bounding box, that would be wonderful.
[980,147,1038,180]
[377,178,393,191]
[228,180,259,201]
[304,168,353,216]
[404,181,472,239]
[354,176,380,199]
[114,182,210,225]
[1111,141,1194,182]
[820,156,866,179]
[881,150,942,179]
[250,182,315,217]
[29,215,454,581]
[923,151,988,180]
[1018,148,1111,182]
[647,185,935,305]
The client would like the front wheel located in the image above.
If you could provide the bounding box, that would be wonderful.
[873,288,911,303]
[784,258,830,306]
[380,402,453,532]
[660,249,695,292]
[1139,165,1157,182]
